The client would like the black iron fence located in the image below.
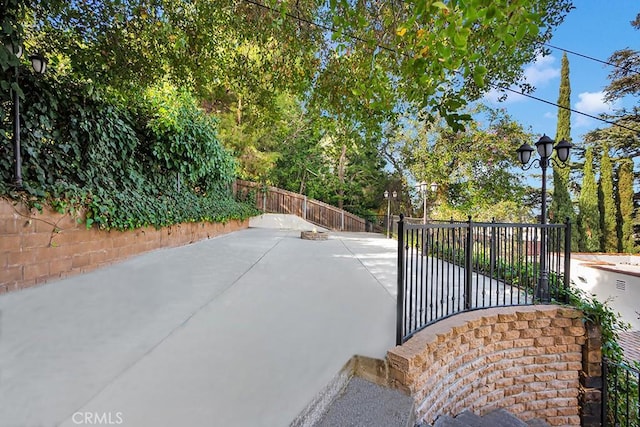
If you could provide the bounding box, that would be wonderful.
[396,216,571,345]
[603,359,640,427]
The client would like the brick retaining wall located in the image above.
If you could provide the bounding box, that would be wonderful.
[0,198,248,293]
[387,306,590,426]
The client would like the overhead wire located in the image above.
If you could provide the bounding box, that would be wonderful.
[538,41,640,76]
[239,0,640,133]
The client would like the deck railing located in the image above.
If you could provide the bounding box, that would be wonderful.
[234,180,367,232]
[396,216,571,345]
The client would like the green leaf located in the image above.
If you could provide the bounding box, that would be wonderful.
[473,65,487,87]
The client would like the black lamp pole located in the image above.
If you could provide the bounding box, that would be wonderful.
[7,43,24,188]
[5,42,47,189]
[516,134,572,301]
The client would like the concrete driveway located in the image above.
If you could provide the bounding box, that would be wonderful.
[0,219,397,427]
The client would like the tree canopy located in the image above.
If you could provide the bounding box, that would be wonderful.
[2,0,576,222]
[3,0,574,128]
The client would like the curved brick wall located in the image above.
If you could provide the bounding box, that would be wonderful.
[387,306,587,426]
[0,199,248,292]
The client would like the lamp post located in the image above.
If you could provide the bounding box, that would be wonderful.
[516,134,572,301]
[384,189,397,238]
[419,181,438,224]
[4,41,47,189]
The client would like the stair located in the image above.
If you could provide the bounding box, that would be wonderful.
[420,409,551,427]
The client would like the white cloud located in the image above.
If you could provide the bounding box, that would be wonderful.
[523,54,560,87]
[483,88,527,104]
[574,91,621,127]
[483,54,560,105]
[575,91,618,114]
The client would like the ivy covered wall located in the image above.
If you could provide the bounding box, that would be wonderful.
[0,71,258,229]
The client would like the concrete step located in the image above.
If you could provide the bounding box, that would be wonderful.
[422,409,551,427]
[481,409,529,427]
[454,410,493,426]
[313,376,414,427]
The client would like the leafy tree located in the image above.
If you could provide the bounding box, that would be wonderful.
[599,146,618,252]
[549,53,577,248]
[585,12,640,159]
[617,158,637,253]
[4,0,575,132]
[324,0,574,129]
[578,147,602,252]
[386,106,531,221]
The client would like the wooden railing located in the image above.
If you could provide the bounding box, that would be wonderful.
[234,180,367,232]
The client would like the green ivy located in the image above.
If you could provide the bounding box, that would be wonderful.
[0,70,259,229]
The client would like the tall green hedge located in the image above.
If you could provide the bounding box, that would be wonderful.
[0,71,258,229]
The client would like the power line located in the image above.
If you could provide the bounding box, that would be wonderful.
[538,42,640,76]
[240,0,640,133]
[493,84,640,133]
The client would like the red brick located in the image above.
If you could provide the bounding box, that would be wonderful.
[0,199,17,215]
[1,266,23,283]
[7,250,34,266]
[22,233,51,249]
[72,253,91,268]
[0,217,19,234]
[49,258,73,276]
[23,262,49,281]
[0,235,21,251]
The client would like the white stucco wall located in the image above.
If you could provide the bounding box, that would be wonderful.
[569,257,640,331]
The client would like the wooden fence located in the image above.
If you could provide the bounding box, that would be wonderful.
[234,180,367,232]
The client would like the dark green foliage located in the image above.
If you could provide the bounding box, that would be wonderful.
[578,147,602,252]
[617,158,637,253]
[600,147,618,252]
[550,53,577,249]
[0,72,258,229]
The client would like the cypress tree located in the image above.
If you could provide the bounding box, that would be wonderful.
[550,53,577,248]
[617,158,637,253]
[599,146,618,252]
[578,147,601,252]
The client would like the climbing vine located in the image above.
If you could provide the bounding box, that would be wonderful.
[0,70,258,230]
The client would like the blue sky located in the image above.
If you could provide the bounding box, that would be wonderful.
[484,2,639,144]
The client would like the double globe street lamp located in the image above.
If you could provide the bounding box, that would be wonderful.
[4,41,47,189]
[384,189,397,238]
[516,134,572,301]
[418,181,438,224]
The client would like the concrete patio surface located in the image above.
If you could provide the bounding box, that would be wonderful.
[0,216,397,427]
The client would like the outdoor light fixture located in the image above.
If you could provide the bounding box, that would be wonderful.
[516,134,572,301]
[4,41,47,188]
[384,189,397,238]
[418,181,438,224]
[29,53,47,75]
